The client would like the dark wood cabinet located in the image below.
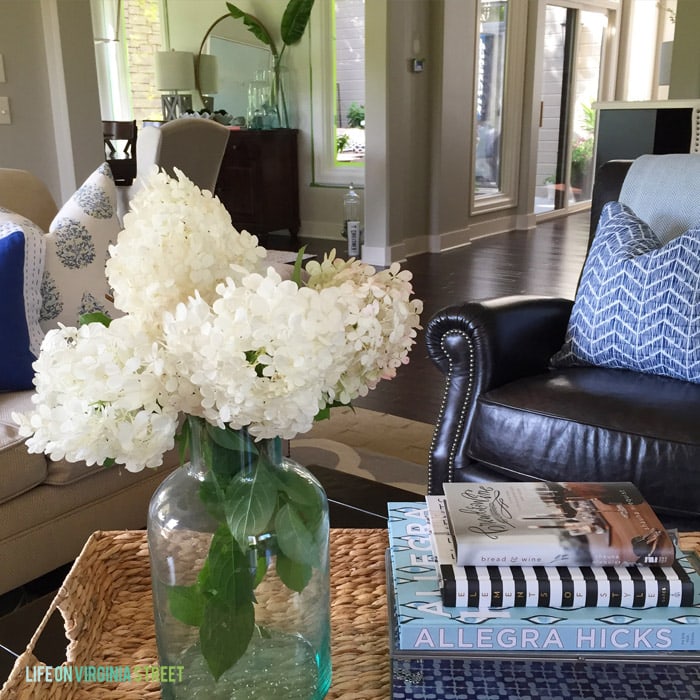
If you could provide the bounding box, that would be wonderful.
[215,128,300,242]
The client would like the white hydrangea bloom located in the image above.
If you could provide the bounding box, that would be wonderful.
[305,251,423,404]
[14,173,423,471]
[106,168,266,329]
[13,316,179,471]
[164,268,349,439]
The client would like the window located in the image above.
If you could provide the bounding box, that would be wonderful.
[91,0,163,123]
[471,0,526,213]
[335,0,365,165]
[474,1,507,196]
[91,0,132,120]
[310,0,365,185]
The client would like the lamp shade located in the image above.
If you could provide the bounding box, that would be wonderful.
[155,51,195,92]
[198,54,219,95]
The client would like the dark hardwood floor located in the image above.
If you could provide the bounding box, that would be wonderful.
[273,210,591,425]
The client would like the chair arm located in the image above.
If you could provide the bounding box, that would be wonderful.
[425,295,573,493]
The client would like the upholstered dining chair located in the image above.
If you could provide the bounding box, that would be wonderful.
[116,118,231,221]
[425,154,700,529]
[134,118,230,193]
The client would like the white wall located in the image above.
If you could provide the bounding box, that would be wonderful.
[0,0,103,206]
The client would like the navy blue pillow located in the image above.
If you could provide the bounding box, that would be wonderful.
[0,230,37,390]
[551,201,700,384]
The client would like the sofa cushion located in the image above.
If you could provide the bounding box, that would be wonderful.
[551,201,700,384]
[467,367,700,518]
[44,457,108,486]
[0,213,46,391]
[40,163,121,331]
[0,391,48,503]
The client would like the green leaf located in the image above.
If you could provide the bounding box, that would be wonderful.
[205,422,255,452]
[314,400,353,423]
[196,526,257,679]
[176,419,190,466]
[225,460,278,548]
[281,0,316,47]
[197,557,212,589]
[275,503,321,568]
[292,245,307,287]
[200,597,255,680]
[276,468,322,509]
[276,551,312,592]
[204,423,258,488]
[79,311,112,327]
[168,584,206,627]
[226,3,278,56]
[198,479,226,521]
[207,525,255,608]
[253,554,268,588]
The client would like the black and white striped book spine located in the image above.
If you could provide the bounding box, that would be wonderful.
[427,495,694,610]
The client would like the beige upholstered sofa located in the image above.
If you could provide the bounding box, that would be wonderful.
[0,167,178,595]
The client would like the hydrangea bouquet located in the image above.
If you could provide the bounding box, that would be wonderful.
[14,169,422,689]
[15,169,422,467]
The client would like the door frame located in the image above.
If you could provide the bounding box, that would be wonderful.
[534,0,619,222]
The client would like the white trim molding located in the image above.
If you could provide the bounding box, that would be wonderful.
[41,0,77,203]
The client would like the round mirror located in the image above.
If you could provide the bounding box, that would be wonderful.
[196,14,272,121]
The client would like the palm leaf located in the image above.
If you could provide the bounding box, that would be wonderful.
[280,0,316,47]
[226,2,278,56]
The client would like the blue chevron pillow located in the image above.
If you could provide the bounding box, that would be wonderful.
[551,201,700,383]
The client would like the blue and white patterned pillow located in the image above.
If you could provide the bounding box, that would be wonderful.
[40,163,121,331]
[0,216,45,390]
[551,201,700,384]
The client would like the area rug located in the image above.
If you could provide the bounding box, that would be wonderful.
[290,407,432,495]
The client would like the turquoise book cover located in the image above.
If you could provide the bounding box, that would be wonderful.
[387,502,700,653]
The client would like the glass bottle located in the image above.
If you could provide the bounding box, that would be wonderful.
[247,70,271,130]
[148,416,332,699]
[343,183,362,258]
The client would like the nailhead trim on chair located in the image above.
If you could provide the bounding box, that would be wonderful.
[427,329,474,493]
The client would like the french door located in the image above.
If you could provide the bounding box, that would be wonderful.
[534,5,608,217]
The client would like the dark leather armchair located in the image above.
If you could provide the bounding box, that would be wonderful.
[425,159,700,526]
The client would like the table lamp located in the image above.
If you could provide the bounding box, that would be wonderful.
[155,50,195,120]
[197,54,219,112]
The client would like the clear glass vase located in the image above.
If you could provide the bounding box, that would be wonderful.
[148,416,331,699]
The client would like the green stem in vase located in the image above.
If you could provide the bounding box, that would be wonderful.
[272,50,289,129]
[166,417,324,680]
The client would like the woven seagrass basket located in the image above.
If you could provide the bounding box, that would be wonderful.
[0,528,390,700]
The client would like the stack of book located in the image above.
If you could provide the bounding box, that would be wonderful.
[432,481,693,611]
[386,482,700,698]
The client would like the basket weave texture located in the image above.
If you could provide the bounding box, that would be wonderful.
[0,528,390,700]
[3,530,700,699]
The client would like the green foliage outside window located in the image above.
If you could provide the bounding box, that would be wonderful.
[346,102,365,128]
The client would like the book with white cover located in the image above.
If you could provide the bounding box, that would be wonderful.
[442,481,675,567]
[427,495,694,609]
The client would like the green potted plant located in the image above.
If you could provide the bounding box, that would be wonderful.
[226,0,315,128]
[570,101,596,197]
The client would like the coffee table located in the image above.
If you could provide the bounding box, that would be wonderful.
[308,463,422,527]
[0,466,418,697]
[1,528,390,699]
